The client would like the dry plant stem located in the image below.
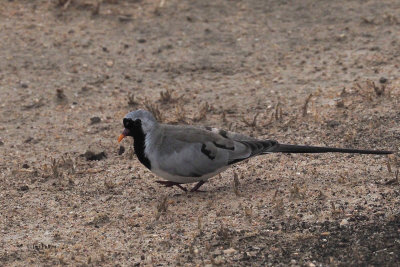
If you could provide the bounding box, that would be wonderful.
[233,172,240,196]
[92,1,101,16]
[155,195,168,220]
[159,0,166,8]
[51,158,60,178]
[127,93,137,106]
[144,99,163,122]
[62,0,72,10]
[221,111,227,123]
[302,93,313,117]
[193,102,209,122]
[244,206,253,221]
[387,157,392,173]
[385,169,399,185]
[160,89,173,103]
[275,102,282,121]
[367,80,385,96]
[197,216,202,233]
[242,112,260,128]
[104,179,116,190]
[175,104,186,122]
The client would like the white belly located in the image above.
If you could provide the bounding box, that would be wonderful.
[150,167,228,184]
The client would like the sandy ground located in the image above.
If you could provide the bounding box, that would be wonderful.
[0,0,399,266]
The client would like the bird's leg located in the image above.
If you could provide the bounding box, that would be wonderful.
[155,180,187,192]
[190,180,205,192]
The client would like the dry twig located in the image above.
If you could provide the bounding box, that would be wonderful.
[385,169,399,185]
[127,93,137,106]
[155,195,168,220]
[367,80,385,96]
[193,102,209,122]
[242,112,260,128]
[175,104,186,122]
[159,89,174,103]
[233,172,240,196]
[144,99,163,122]
[302,93,313,117]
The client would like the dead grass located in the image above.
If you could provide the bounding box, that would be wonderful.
[242,112,260,128]
[175,104,186,123]
[155,195,168,220]
[302,93,313,117]
[159,89,174,103]
[233,172,240,196]
[192,102,209,122]
[367,80,386,96]
[127,93,137,106]
[144,99,163,122]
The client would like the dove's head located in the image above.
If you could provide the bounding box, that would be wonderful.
[118,110,158,142]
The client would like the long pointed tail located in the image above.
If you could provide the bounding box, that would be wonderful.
[269,143,393,155]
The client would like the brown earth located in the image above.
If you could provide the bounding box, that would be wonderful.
[0,0,399,266]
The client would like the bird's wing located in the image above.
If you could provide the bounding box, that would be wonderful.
[154,125,265,177]
[200,125,262,142]
[198,126,281,163]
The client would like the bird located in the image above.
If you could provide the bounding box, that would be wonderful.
[118,109,393,192]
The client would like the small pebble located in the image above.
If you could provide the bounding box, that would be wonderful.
[223,248,237,255]
[213,256,224,265]
[24,137,34,143]
[19,185,29,191]
[379,77,387,84]
[0,140,4,146]
[22,163,29,169]
[83,145,107,161]
[56,88,66,100]
[340,219,349,226]
[106,60,114,67]
[327,120,339,128]
[213,249,222,256]
[90,116,101,124]
[118,145,125,155]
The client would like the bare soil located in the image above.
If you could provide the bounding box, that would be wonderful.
[1,0,399,266]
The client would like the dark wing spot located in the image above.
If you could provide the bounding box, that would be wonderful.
[201,144,215,160]
[205,126,212,131]
[218,129,228,139]
[213,141,234,150]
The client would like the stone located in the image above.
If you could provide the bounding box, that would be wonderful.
[223,248,237,255]
[340,219,349,226]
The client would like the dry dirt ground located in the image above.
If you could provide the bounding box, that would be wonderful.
[1,0,400,266]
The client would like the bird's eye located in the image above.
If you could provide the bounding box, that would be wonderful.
[123,118,132,128]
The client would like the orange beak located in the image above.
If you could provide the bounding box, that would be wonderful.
[118,133,126,143]
[118,128,130,143]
